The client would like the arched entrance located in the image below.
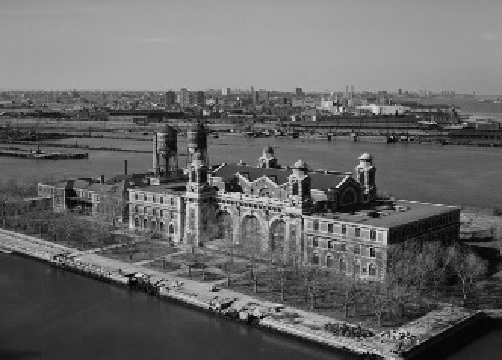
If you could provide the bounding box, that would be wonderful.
[241,215,261,251]
[216,211,233,242]
[269,220,286,254]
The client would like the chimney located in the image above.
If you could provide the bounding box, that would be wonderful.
[100,175,105,184]
[124,159,128,176]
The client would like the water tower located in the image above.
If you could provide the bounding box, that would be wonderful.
[187,120,208,166]
[153,124,178,178]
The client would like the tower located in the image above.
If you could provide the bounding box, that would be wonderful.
[257,146,279,168]
[184,152,214,247]
[288,160,311,212]
[355,153,377,203]
[153,125,178,178]
[187,120,208,166]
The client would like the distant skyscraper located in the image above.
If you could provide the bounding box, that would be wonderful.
[222,88,231,96]
[295,87,303,97]
[179,88,190,108]
[165,91,175,107]
[345,85,349,99]
[258,90,269,106]
[195,91,205,105]
[398,89,403,96]
[350,85,354,99]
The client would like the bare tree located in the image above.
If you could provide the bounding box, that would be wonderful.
[446,244,487,305]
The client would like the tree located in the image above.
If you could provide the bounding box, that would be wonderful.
[446,244,487,305]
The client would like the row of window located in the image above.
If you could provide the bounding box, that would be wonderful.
[132,205,177,219]
[133,192,177,206]
[311,220,379,241]
[219,199,282,212]
[311,253,378,276]
[312,238,377,258]
[133,217,176,234]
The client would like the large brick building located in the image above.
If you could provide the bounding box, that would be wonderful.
[39,122,460,280]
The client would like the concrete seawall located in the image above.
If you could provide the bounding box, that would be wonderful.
[0,229,492,359]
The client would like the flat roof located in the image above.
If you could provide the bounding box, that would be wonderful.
[132,182,187,193]
[310,200,460,228]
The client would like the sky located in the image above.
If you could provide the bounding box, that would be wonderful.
[0,0,501,94]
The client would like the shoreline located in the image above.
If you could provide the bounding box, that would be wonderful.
[0,229,496,360]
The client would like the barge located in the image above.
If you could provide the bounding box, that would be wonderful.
[0,147,89,159]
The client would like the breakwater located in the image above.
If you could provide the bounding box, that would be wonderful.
[0,140,151,153]
[0,229,489,360]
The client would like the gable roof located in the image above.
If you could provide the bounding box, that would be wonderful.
[212,164,349,191]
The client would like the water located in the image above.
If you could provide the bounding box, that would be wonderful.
[2,136,502,208]
[0,254,352,360]
[1,136,501,359]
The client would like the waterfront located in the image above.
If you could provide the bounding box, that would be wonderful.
[3,136,502,209]
[1,253,501,360]
[0,253,351,360]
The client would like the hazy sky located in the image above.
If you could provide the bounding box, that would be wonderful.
[1,0,501,93]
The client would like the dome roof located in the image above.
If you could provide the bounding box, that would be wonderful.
[294,159,308,169]
[263,146,274,155]
[358,152,373,161]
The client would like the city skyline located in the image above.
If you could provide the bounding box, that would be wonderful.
[0,0,501,94]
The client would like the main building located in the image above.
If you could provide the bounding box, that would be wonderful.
[39,122,460,280]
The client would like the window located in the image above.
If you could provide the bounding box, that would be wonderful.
[134,193,138,200]
[354,261,361,275]
[369,263,377,276]
[312,252,320,265]
[152,209,157,216]
[134,218,139,228]
[339,259,346,272]
[160,210,164,217]
[160,197,164,204]
[354,244,360,255]
[370,229,376,240]
[326,254,334,268]
[153,195,156,203]
[341,225,347,235]
[159,222,164,231]
[143,207,148,214]
[169,224,175,234]
[144,194,147,201]
[369,247,376,258]
[355,227,361,237]
[313,221,319,231]
[328,223,334,233]
[327,240,334,249]
[312,237,319,248]
[171,198,175,206]
[134,205,139,213]
[339,243,346,252]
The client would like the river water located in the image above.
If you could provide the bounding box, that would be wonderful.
[0,254,352,360]
[2,135,502,208]
[1,136,501,359]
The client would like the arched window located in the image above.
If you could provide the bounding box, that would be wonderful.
[341,188,356,205]
[241,215,260,248]
[326,254,334,268]
[259,188,270,197]
[312,252,320,265]
[217,211,232,241]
